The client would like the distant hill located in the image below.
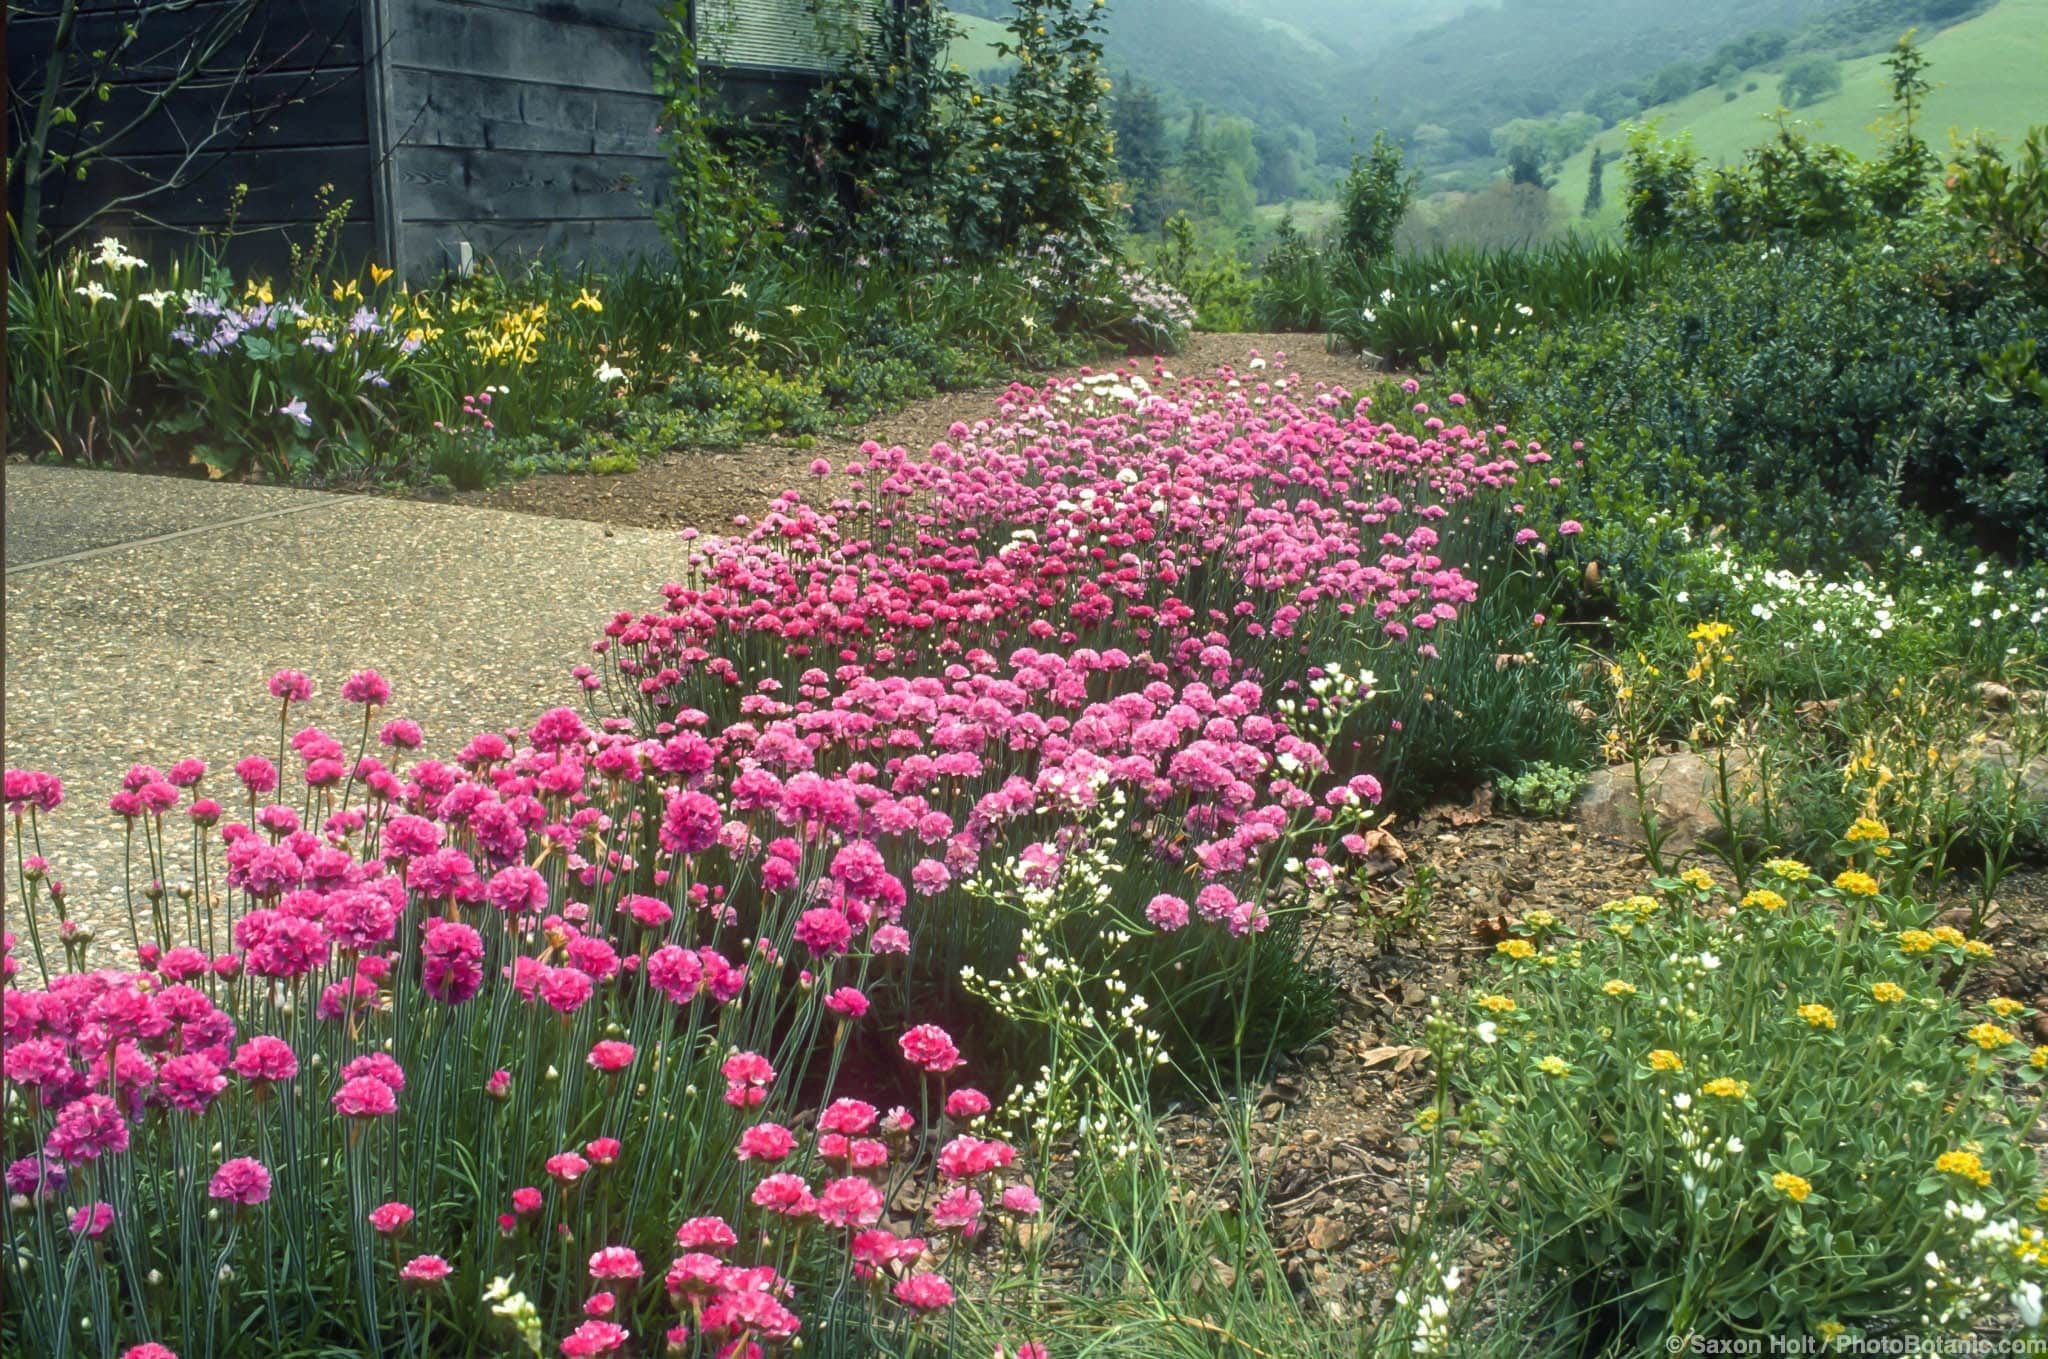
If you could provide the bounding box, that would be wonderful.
[1552,0,2048,230]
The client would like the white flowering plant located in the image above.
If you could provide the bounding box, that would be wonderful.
[1421,836,2048,1349]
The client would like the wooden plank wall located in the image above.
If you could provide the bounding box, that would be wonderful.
[7,0,379,271]
[380,0,675,277]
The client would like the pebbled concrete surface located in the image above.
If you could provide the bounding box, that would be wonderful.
[4,467,689,943]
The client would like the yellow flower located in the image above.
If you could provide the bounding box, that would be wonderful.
[1897,930,1935,954]
[1844,817,1890,842]
[1679,868,1715,891]
[1414,1106,1440,1131]
[1686,621,1734,643]
[1602,979,1637,997]
[1535,1055,1571,1078]
[1796,1003,1837,1030]
[1496,939,1535,960]
[1772,1171,1813,1203]
[573,288,603,313]
[1988,997,2026,1018]
[1648,1049,1684,1072]
[1700,1077,1749,1099]
[1966,1022,2017,1050]
[1477,993,1517,1013]
[369,263,395,285]
[1523,909,1557,930]
[2037,1193,2048,1214]
[1765,858,1812,882]
[244,278,274,305]
[1935,1149,1991,1187]
[2031,1046,2048,1069]
[1833,870,1879,897]
[331,278,361,302]
[1817,1322,1844,1342]
[1964,939,1995,958]
[1931,925,1965,948]
[1871,982,1907,1003]
[786,304,805,316]
[1740,889,1786,911]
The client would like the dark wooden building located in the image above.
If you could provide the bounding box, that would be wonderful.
[9,0,884,278]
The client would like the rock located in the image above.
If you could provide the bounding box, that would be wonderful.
[1307,1216,1352,1251]
[1573,749,1758,853]
[1966,738,2048,804]
[1976,681,2015,712]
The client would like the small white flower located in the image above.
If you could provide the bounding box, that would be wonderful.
[1476,1021,1498,1045]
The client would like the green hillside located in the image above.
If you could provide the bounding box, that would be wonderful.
[947,11,1014,75]
[1554,0,2048,230]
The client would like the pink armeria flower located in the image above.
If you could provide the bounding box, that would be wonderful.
[892,1272,955,1313]
[929,1186,983,1235]
[721,1050,775,1108]
[585,1137,622,1166]
[674,1216,738,1252]
[421,920,485,1004]
[268,670,314,703]
[1145,893,1190,930]
[547,1152,592,1184]
[378,719,424,750]
[587,1040,636,1073]
[512,1186,545,1214]
[208,1157,272,1206]
[368,1202,415,1235]
[46,1094,129,1162]
[816,1175,885,1229]
[585,1292,616,1317]
[898,1024,963,1074]
[340,1052,406,1093]
[749,1172,817,1218]
[560,1319,630,1356]
[945,1088,992,1120]
[331,1076,397,1119]
[1558,519,1584,536]
[69,1201,115,1237]
[341,669,392,707]
[1001,1184,1042,1215]
[399,1254,452,1286]
[122,1345,180,1359]
[824,986,869,1019]
[736,1123,797,1162]
[588,1246,644,1281]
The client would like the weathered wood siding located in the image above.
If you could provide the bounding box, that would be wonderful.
[378,0,673,277]
[7,0,378,269]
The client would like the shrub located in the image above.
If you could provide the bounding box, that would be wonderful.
[1454,232,2048,571]
[1493,762,1586,818]
[1430,846,2048,1345]
[1336,132,1416,264]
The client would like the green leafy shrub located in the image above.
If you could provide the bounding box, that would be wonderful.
[1494,761,1586,818]
[1432,850,2048,1345]
[1454,232,2048,571]
[1336,131,1416,264]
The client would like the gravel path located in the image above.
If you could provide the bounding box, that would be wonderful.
[4,334,1363,944]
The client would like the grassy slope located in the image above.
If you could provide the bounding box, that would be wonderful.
[1552,0,2048,231]
[947,11,1013,75]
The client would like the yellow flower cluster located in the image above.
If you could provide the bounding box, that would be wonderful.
[1679,868,1715,891]
[467,301,549,366]
[1935,1149,1991,1187]
[1602,979,1637,997]
[1772,1171,1812,1203]
[1871,981,1907,1003]
[1898,930,1935,954]
[1740,888,1787,911]
[1478,993,1518,1013]
[1988,997,2027,1018]
[1535,1055,1571,1077]
[1497,939,1536,960]
[1844,817,1891,842]
[1833,870,1879,897]
[1764,858,1812,882]
[1648,1049,1684,1072]
[1965,1022,2017,1050]
[1796,1003,1837,1030]
[1700,1077,1750,1099]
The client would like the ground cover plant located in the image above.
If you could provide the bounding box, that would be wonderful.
[2,362,1586,1355]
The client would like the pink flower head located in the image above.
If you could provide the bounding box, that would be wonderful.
[585,1292,617,1318]
[749,1172,817,1218]
[378,719,424,750]
[586,1137,622,1166]
[235,756,279,795]
[70,1201,115,1237]
[340,1052,406,1093]
[736,1122,797,1162]
[721,1050,775,1107]
[898,1024,963,1074]
[945,1087,992,1120]
[537,966,595,1015]
[674,1216,737,1252]
[122,1346,180,1359]
[1001,1184,1042,1215]
[512,1186,545,1214]
[341,669,392,707]
[208,1157,273,1206]
[268,670,314,703]
[587,1040,637,1073]
[588,1245,644,1281]
[399,1254,452,1286]
[560,1320,630,1356]
[46,1094,130,1162]
[368,1201,416,1235]
[331,1076,397,1119]
[1558,519,1583,536]
[929,1186,983,1236]
[816,1175,885,1229]
[824,986,869,1019]
[1145,893,1189,930]
[819,1098,879,1136]
[421,919,485,1004]
[486,1068,513,1100]
[157,1053,229,1114]
[892,1272,955,1313]
[547,1152,592,1184]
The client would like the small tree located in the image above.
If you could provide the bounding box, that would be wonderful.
[1337,131,1415,263]
[1585,146,1609,215]
[1778,54,1843,109]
